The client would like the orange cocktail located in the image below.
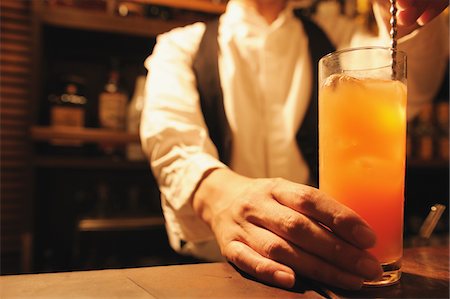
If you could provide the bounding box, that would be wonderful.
[318,47,407,286]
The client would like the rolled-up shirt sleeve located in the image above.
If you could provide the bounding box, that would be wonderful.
[140,22,227,255]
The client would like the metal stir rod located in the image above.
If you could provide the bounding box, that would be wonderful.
[390,0,398,79]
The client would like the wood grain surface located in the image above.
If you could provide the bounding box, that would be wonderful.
[1,246,448,298]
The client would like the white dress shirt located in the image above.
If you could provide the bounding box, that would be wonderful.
[140,1,449,261]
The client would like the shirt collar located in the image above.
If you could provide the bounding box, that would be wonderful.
[223,0,296,33]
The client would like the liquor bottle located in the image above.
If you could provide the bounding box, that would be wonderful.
[126,75,146,161]
[146,5,172,20]
[98,60,128,157]
[48,75,88,129]
[47,75,88,152]
[435,102,449,160]
[117,1,146,17]
[413,103,435,161]
[98,64,128,131]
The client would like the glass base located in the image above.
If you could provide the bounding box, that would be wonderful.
[363,259,401,287]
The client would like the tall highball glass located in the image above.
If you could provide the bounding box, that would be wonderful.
[319,47,407,286]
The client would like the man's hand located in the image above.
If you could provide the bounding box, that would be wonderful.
[193,168,382,290]
[374,0,448,38]
[396,0,448,26]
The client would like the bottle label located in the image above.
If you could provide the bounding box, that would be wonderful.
[51,106,85,127]
[418,136,433,160]
[99,92,127,130]
[439,138,449,160]
[50,106,84,146]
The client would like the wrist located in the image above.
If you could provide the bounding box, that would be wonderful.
[192,168,250,228]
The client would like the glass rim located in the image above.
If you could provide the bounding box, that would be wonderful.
[319,46,407,64]
[319,46,406,71]
[319,46,407,74]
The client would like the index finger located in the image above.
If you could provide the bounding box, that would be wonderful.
[415,1,448,26]
[397,0,447,26]
[397,0,428,26]
[270,179,376,250]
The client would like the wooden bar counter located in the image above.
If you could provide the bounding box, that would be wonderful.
[1,245,448,298]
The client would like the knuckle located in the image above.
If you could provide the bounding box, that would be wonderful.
[296,187,318,213]
[321,269,335,284]
[297,216,312,234]
[265,177,285,192]
[234,198,255,221]
[311,266,334,284]
[223,241,243,263]
[301,185,317,200]
[328,242,344,263]
[254,177,272,188]
[271,177,285,186]
[263,241,285,259]
[283,214,309,235]
[283,214,298,233]
[346,248,365,268]
[332,211,348,227]
[349,254,363,270]
[254,262,269,277]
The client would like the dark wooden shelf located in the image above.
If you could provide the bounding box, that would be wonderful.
[78,216,165,231]
[36,4,192,37]
[136,0,226,14]
[407,159,449,169]
[31,126,140,145]
[34,156,149,170]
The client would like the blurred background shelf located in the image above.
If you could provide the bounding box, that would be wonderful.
[78,216,165,232]
[36,3,190,37]
[407,159,449,169]
[31,126,139,145]
[2,0,228,276]
[136,0,226,14]
[34,156,149,170]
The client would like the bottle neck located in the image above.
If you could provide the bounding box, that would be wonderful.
[132,76,146,98]
[105,70,120,93]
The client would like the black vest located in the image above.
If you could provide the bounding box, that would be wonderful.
[192,12,335,186]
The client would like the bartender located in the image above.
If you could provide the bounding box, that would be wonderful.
[140,0,448,290]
